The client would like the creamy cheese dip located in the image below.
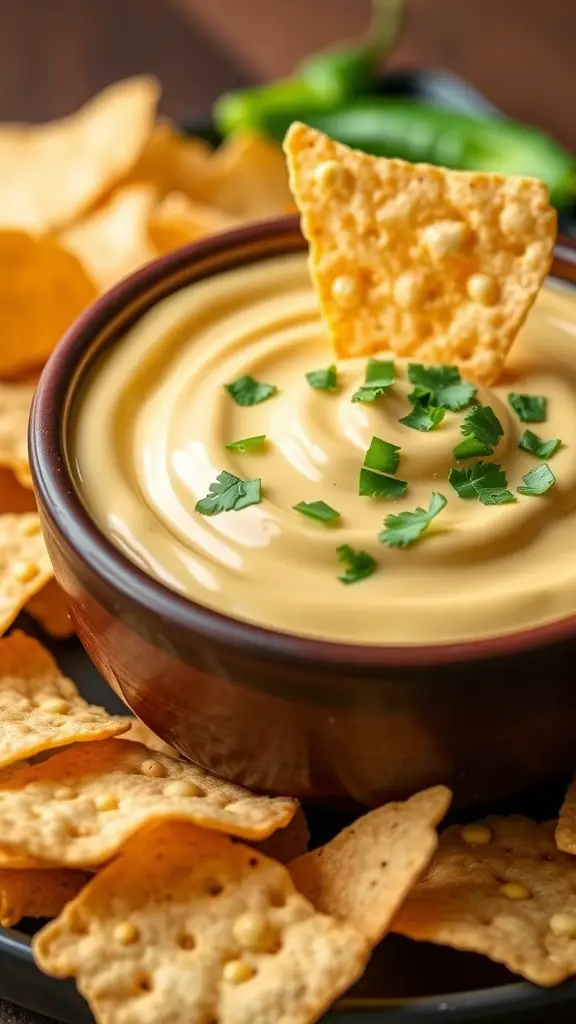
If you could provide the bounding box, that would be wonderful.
[70,252,576,645]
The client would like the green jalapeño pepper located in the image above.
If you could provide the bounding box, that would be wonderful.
[255,98,576,209]
[214,0,404,135]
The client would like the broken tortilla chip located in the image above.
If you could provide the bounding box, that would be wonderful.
[0,513,54,634]
[393,815,576,986]
[61,184,157,292]
[197,132,296,220]
[0,232,96,377]
[0,630,128,767]
[0,867,89,927]
[26,579,75,638]
[0,380,35,488]
[33,822,368,1024]
[0,739,298,866]
[0,76,159,232]
[283,122,556,384]
[149,191,237,253]
[290,786,451,945]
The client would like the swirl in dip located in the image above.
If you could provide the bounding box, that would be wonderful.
[70,252,576,645]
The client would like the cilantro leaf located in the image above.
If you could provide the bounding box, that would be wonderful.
[449,462,516,505]
[195,471,261,516]
[306,365,338,391]
[365,358,396,386]
[517,463,556,496]
[225,375,277,406]
[293,500,341,525]
[518,430,561,459]
[408,363,477,411]
[378,492,447,548]
[225,435,267,453]
[351,358,395,403]
[508,393,547,423]
[359,468,408,498]
[452,437,495,459]
[399,392,446,432]
[453,405,503,459]
[363,437,400,475]
[336,544,377,585]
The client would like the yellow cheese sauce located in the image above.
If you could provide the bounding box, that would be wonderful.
[70,252,576,645]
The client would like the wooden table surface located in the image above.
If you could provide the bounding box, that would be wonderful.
[1,0,576,151]
[1,0,575,1020]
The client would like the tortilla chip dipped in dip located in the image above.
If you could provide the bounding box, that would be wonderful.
[283,122,556,385]
[70,117,576,650]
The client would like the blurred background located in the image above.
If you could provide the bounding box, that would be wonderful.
[3,0,576,151]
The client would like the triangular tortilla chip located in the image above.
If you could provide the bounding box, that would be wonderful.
[284,122,556,384]
[34,822,367,1024]
[393,815,576,986]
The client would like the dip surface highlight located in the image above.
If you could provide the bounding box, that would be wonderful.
[70,253,576,645]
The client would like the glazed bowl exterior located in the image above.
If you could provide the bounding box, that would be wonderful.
[29,220,576,809]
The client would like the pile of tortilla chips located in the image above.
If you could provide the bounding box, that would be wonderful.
[0,630,573,1021]
[0,75,295,641]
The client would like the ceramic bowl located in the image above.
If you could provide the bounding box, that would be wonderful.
[29,220,576,809]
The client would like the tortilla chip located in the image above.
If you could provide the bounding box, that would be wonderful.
[127,120,212,194]
[149,191,237,254]
[256,806,310,864]
[392,815,576,986]
[0,739,298,866]
[290,787,450,945]
[34,822,367,1024]
[0,631,128,767]
[26,580,74,638]
[0,76,159,232]
[0,380,35,488]
[0,867,89,927]
[283,122,556,384]
[0,469,36,514]
[197,132,296,220]
[554,776,576,853]
[61,184,157,292]
[0,513,55,634]
[0,232,97,377]
[122,718,178,758]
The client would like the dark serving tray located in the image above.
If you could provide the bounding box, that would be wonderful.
[3,66,576,1024]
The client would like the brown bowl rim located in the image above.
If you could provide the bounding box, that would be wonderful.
[30,217,576,670]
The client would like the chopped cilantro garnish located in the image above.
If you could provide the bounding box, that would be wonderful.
[449,462,516,505]
[363,437,400,475]
[225,435,267,453]
[293,500,341,525]
[225,375,277,406]
[365,358,396,385]
[453,405,503,459]
[452,437,495,459]
[399,392,446,432]
[508,393,547,423]
[517,463,556,496]
[351,358,395,403]
[306,365,338,391]
[518,430,561,459]
[336,544,377,585]
[359,468,407,498]
[195,471,261,516]
[378,492,447,548]
[408,363,477,411]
